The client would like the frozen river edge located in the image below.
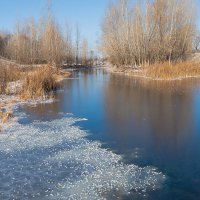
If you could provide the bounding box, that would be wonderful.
[0,109,166,200]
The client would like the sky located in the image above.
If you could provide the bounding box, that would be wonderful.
[0,0,109,50]
[0,0,200,50]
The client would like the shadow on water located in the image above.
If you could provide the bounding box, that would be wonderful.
[21,68,200,200]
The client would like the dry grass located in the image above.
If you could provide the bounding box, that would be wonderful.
[0,63,21,94]
[54,70,71,82]
[0,111,13,124]
[109,60,200,80]
[21,66,57,99]
[142,61,200,80]
[0,60,71,98]
[0,62,70,127]
[0,111,14,132]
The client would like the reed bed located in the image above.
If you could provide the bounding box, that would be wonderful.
[0,62,70,129]
[21,66,57,99]
[0,63,21,94]
[142,62,200,79]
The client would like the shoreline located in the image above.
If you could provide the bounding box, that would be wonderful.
[104,65,200,81]
[2,64,200,131]
[0,68,72,132]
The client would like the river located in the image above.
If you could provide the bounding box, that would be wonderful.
[1,68,200,199]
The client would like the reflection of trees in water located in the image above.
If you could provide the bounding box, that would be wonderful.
[105,74,200,144]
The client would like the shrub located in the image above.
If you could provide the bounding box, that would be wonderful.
[21,66,57,99]
[0,63,21,94]
[143,61,200,79]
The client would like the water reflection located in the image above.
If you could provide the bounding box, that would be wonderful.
[104,73,200,199]
[104,74,197,150]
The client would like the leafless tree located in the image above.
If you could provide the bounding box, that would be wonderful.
[75,24,80,65]
[1,0,95,67]
[81,38,89,65]
[102,0,196,67]
[194,32,200,51]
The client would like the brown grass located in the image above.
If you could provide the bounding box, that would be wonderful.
[142,61,200,79]
[0,63,21,94]
[54,70,71,82]
[0,60,71,98]
[21,66,57,99]
[0,62,70,127]
[0,111,13,124]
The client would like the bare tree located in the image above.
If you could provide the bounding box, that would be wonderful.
[38,1,65,67]
[75,24,80,65]
[65,24,74,65]
[0,32,9,57]
[194,32,200,51]
[102,0,196,67]
[0,0,95,68]
[81,38,89,65]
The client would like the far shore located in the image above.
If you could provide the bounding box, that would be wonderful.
[104,61,200,81]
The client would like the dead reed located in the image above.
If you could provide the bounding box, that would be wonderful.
[21,66,57,99]
[0,111,13,124]
[143,61,200,79]
[0,63,21,94]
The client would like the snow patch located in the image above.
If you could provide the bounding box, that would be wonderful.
[0,115,165,200]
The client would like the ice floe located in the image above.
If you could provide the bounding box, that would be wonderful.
[0,115,165,200]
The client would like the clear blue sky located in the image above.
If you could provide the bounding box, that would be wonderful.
[0,0,200,50]
[0,0,109,50]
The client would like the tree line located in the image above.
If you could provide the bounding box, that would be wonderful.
[0,8,95,67]
[101,0,198,67]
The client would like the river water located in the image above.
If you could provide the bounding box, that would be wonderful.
[1,68,200,199]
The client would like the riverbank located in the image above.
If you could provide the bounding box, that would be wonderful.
[0,66,71,132]
[105,61,200,81]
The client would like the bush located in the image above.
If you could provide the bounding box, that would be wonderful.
[21,66,57,99]
[0,63,21,94]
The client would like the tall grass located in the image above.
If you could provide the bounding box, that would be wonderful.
[143,61,200,79]
[21,66,57,99]
[0,63,21,94]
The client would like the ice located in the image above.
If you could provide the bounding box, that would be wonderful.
[0,114,165,200]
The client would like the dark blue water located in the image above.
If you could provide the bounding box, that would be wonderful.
[22,68,200,200]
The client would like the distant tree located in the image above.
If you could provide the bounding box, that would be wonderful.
[75,24,80,65]
[102,0,196,66]
[65,24,74,65]
[0,33,8,56]
[81,38,88,65]
[0,0,93,68]
[39,2,65,67]
[194,33,200,51]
